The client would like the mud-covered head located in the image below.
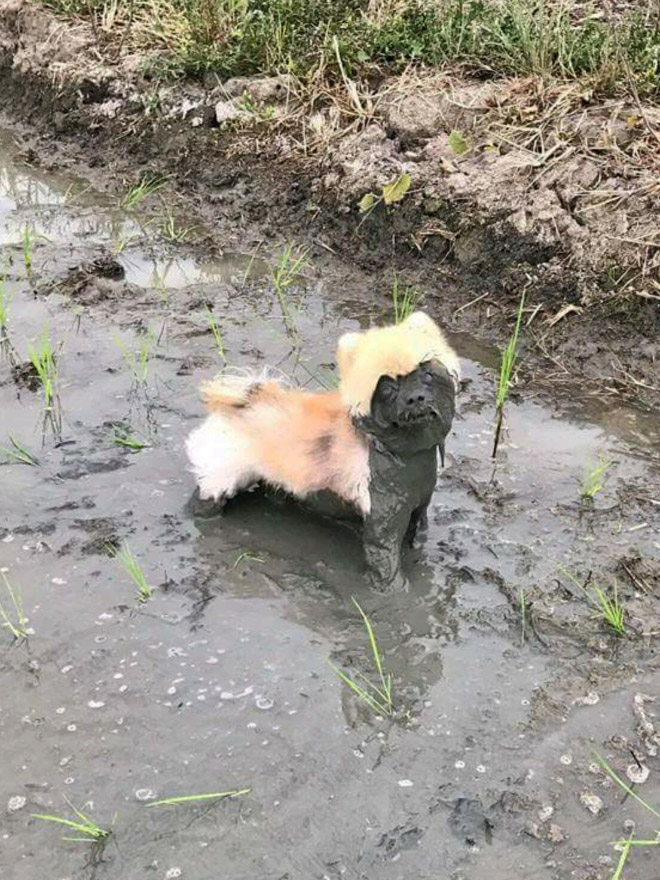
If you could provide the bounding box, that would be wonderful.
[337,312,460,454]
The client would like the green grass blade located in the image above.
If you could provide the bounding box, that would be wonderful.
[147,788,251,807]
[595,754,660,823]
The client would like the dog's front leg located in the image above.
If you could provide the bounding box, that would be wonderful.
[363,504,412,591]
[404,495,432,548]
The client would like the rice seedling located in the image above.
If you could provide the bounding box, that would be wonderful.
[233,550,264,568]
[111,541,153,602]
[32,801,111,843]
[206,306,226,361]
[391,276,422,324]
[160,207,196,242]
[1,435,39,466]
[330,598,394,717]
[594,753,660,878]
[561,569,626,636]
[28,330,62,435]
[492,292,525,459]
[147,788,251,807]
[581,456,613,500]
[112,427,147,451]
[271,243,309,297]
[0,570,30,640]
[115,331,153,384]
[120,176,165,210]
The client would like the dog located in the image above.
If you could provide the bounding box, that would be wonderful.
[186,311,460,589]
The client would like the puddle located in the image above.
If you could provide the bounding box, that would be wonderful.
[1,127,660,880]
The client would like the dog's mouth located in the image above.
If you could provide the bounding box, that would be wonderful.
[392,407,439,428]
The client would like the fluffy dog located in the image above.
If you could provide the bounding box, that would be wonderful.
[186,311,459,588]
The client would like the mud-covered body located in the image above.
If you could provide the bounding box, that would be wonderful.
[186,312,459,588]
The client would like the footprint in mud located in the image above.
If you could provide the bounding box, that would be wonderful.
[447,797,494,848]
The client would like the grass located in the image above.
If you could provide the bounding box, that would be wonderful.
[206,306,226,361]
[111,541,153,602]
[0,271,11,341]
[594,754,660,878]
[271,242,309,331]
[39,0,660,98]
[562,569,626,636]
[581,455,613,500]
[120,176,165,210]
[147,788,251,807]
[32,801,110,843]
[330,597,394,717]
[233,550,264,568]
[391,275,421,324]
[160,207,196,242]
[112,427,148,450]
[492,292,525,459]
[0,570,30,640]
[1,435,39,466]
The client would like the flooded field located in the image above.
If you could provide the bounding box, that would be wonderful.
[1,124,660,880]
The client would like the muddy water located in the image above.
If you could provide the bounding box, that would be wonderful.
[1,127,660,880]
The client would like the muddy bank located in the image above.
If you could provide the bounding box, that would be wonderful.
[1,113,660,880]
[0,0,659,413]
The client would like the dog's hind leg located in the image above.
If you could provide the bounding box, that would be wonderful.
[186,416,258,504]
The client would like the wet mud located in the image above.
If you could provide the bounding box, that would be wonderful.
[1,124,660,880]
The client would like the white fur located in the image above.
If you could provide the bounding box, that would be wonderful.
[185,415,258,501]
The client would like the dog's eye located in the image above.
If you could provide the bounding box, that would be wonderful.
[379,378,398,400]
[422,369,434,384]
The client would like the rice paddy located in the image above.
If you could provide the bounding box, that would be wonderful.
[492,292,525,459]
[110,541,153,602]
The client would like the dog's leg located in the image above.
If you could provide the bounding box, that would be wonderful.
[363,504,412,591]
[405,496,432,548]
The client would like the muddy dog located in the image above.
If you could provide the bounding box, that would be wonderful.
[186,311,460,589]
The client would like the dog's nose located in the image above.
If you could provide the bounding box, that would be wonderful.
[407,393,427,406]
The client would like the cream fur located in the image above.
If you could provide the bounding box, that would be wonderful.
[337,311,460,416]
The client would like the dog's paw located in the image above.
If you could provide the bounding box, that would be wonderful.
[186,488,227,519]
[365,568,410,593]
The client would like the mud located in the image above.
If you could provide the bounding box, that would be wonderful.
[1,121,660,880]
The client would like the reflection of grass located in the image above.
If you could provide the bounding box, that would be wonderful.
[330,598,393,717]
[581,456,612,500]
[147,788,251,807]
[594,753,660,878]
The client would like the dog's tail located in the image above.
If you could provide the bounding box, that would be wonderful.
[200,369,282,414]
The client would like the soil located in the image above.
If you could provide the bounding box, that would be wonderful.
[1,3,660,879]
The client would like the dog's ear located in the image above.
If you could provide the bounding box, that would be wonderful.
[336,331,362,379]
[402,311,435,331]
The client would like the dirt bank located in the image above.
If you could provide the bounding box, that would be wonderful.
[0,0,659,414]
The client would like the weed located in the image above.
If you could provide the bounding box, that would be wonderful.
[581,455,613,500]
[147,788,251,807]
[594,753,660,878]
[206,307,226,361]
[330,598,394,717]
[32,800,110,843]
[120,176,164,210]
[0,570,30,640]
[112,428,147,451]
[492,292,525,459]
[111,541,153,602]
[359,172,412,217]
[233,550,264,568]
[1,435,39,466]
[391,275,421,324]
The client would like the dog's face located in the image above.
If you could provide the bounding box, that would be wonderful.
[337,312,459,456]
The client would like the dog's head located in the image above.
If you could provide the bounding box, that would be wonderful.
[337,312,459,455]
